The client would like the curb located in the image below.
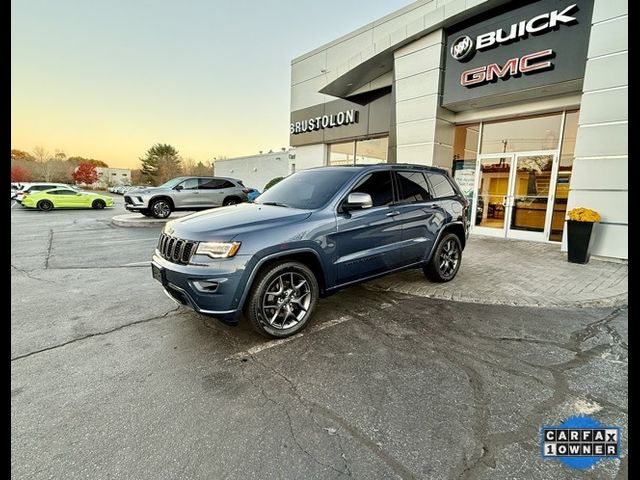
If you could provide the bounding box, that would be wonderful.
[111,212,193,227]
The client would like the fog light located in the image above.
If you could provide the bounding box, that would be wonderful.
[191,280,220,293]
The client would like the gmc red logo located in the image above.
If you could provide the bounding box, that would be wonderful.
[460,49,554,87]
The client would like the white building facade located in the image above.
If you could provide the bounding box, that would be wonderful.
[214,150,295,191]
[95,167,132,187]
[289,0,627,259]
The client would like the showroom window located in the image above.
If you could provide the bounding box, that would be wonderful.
[328,137,388,166]
[480,113,563,153]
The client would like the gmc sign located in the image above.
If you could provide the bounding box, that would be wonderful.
[442,0,594,110]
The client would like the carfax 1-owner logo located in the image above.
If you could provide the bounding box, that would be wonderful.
[541,415,621,469]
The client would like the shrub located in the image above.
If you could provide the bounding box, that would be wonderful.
[264,176,284,190]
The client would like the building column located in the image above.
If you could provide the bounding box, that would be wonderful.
[393,29,455,172]
[566,0,627,259]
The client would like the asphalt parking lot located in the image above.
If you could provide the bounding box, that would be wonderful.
[11,198,628,479]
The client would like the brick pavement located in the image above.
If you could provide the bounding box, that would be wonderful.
[366,235,628,308]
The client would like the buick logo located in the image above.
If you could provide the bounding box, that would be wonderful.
[450,35,474,61]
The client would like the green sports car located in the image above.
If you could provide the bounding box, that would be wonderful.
[21,187,114,211]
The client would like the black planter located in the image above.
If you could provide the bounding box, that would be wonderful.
[567,220,597,264]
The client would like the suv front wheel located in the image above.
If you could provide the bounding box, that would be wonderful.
[423,233,462,282]
[150,199,172,219]
[246,261,319,338]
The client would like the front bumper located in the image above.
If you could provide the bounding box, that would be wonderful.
[124,195,150,211]
[151,252,252,323]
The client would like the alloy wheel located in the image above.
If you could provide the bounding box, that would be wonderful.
[261,272,311,330]
[153,201,171,218]
[438,238,460,277]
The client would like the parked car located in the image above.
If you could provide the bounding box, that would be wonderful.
[11,183,25,200]
[21,187,114,211]
[14,183,80,203]
[151,164,469,338]
[246,188,261,202]
[125,176,249,219]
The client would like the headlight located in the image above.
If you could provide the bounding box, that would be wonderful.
[196,241,241,258]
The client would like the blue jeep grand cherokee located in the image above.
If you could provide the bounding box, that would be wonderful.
[151,164,468,338]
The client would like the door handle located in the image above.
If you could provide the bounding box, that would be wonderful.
[386,211,400,217]
[193,191,199,194]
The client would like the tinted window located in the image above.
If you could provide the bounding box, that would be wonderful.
[31,185,54,191]
[256,169,355,209]
[48,189,76,195]
[177,178,199,190]
[396,171,432,203]
[198,178,224,189]
[428,172,457,198]
[350,171,394,207]
[219,180,235,189]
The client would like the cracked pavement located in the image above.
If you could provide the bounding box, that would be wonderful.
[11,201,628,479]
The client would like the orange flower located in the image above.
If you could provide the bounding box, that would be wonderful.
[568,207,601,222]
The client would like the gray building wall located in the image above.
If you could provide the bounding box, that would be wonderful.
[214,151,293,191]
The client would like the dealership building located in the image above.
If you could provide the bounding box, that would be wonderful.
[289,0,627,259]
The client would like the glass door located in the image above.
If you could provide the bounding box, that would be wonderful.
[472,154,514,237]
[472,152,558,240]
[506,153,557,241]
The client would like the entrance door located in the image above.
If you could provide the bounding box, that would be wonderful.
[472,154,514,238]
[472,152,558,241]
[507,153,557,241]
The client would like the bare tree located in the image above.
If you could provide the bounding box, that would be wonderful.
[32,146,53,181]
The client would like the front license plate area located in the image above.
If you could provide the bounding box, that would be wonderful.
[151,264,167,285]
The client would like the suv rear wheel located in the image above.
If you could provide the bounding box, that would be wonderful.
[223,197,240,206]
[150,199,172,219]
[246,261,319,338]
[423,233,462,282]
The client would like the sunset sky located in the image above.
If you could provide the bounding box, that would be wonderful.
[11,0,410,169]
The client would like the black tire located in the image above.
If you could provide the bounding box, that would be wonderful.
[245,261,319,338]
[223,197,240,206]
[423,233,462,282]
[37,200,53,212]
[92,199,106,209]
[150,199,172,219]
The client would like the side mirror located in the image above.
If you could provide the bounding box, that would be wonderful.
[343,192,373,211]
[76,193,82,196]
[174,185,183,191]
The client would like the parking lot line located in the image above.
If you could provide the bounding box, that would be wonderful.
[225,315,353,361]
[121,261,151,267]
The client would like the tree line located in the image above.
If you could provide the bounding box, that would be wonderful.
[11,144,216,186]
[11,148,109,184]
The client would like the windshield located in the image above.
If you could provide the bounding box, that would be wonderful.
[256,169,355,210]
[157,178,186,189]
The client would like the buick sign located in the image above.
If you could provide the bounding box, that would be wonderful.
[450,36,475,61]
[450,3,577,61]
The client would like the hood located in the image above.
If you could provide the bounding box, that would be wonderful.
[166,203,312,241]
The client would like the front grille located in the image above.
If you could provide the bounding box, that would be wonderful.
[157,233,198,265]
[124,195,133,204]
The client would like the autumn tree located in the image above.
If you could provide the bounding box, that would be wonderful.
[140,143,182,185]
[11,166,32,182]
[72,163,99,185]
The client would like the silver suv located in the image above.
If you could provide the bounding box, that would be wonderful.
[124,176,249,218]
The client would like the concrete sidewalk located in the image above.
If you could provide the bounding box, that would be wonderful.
[368,235,628,308]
